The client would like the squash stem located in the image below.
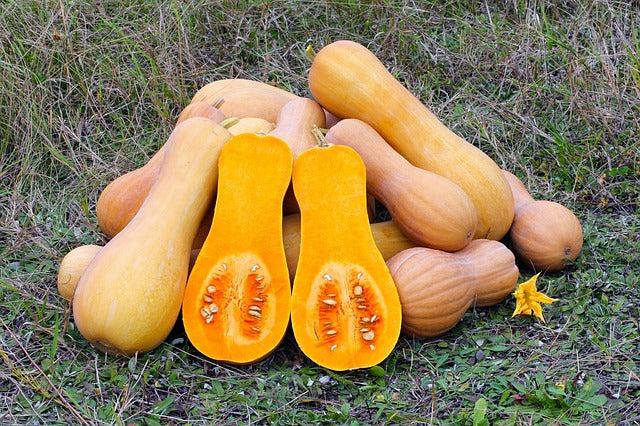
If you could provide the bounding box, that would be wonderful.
[311,125,332,147]
[219,117,239,129]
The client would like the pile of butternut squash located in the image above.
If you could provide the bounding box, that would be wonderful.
[57,40,583,370]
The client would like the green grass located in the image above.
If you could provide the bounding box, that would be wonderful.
[1,0,639,424]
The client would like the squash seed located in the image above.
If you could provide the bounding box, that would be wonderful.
[353,285,363,296]
[222,263,227,270]
[323,274,332,281]
[206,314,215,324]
[208,303,219,313]
[249,305,261,312]
[357,305,367,310]
[362,331,375,341]
[255,276,264,282]
[330,344,338,351]
[248,310,262,318]
[200,308,210,317]
[361,317,371,323]
[207,285,216,293]
[326,329,337,336]
[370,315,377,323]
[357,272,363,281]
[203,295,213,303]
[251,264,260,272]
[360,328,370,333]
[251,327,260,332]
[322,299,337,306]
[253,297,264,302]
[369,344,376,351]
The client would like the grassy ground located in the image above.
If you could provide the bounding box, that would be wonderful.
[1,0,639,424]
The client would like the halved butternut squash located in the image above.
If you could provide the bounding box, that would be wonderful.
[290,141,402,371]
[182,133,293,364]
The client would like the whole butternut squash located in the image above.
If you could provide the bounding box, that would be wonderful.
[387,239,519,338]
[502,170,583,271]
[190,78,297,122]
[290,142,402,371]
[182,133,293,365]
[309,40,514,240]
[57,244,102,301]
[73,118,232,355]
[96,103,226,238]
[325,119,477,251]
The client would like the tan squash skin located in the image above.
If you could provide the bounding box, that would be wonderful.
[282,214,415,281]
[309,40,514,240]
[268,97,327,215]
[73,118,232,355]
[386,239,519,338]
[325,119,477,251]
[290,144,402,371]
[182,134,293,365]
[96,103,226,238]
[502,170,583,271]
[57,245,103,301]
[190,78,298,123]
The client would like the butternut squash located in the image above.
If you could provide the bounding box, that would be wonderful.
[190,78,297,122]
[325,119,477,251]
[73,118,232,355]
[57,245,102,301]
[387,239,519,338]
[182,133,293,365]
[96,103,225,238]
[309,40,514,240]
[290,141,402,371]
[502,170,583,271]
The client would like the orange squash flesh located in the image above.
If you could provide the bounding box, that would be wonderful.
[290,143,402,371]
[182,133,293,364]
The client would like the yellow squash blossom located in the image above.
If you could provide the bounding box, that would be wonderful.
[512,273,559,323]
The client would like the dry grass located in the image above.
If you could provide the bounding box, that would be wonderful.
[1,1,639,424]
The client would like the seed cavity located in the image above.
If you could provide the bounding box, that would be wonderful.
[362,331,375,341]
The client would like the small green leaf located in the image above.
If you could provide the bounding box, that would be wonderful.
[368,365,386,378]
